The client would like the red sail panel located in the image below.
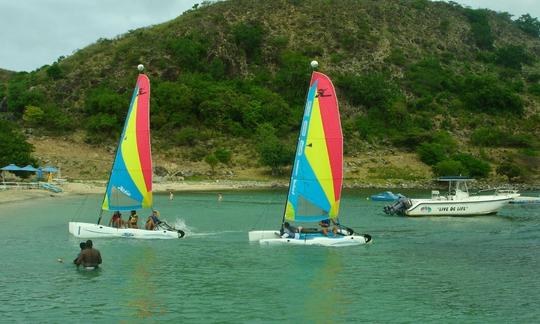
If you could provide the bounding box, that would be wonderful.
[135,74,152,193]
[310,72,343,202]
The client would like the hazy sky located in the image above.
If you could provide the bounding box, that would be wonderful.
[0,0,539,72]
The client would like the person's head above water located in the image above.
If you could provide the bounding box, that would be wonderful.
[79,242,86,250]
[85,240,93,248]
[131,210,136,215]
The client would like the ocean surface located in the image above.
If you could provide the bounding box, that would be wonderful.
[1,189,539,323]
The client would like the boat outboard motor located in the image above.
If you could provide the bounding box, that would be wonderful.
[384,197,412,215]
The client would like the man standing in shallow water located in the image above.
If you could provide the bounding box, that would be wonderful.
[75,240,102,269]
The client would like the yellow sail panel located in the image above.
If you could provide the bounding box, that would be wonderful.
[304,97,336,212]
[285,201,296,221]
[120,101,152,208]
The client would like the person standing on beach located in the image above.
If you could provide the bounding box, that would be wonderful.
[75,240,102,269]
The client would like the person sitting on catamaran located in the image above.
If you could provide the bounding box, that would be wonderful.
[281,222,304,238]
[128,210,139,229]
[319,218,338,236]
[145,210,161,230]
[108,211,123,228]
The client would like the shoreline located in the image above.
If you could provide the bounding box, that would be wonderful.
[1,179,538,205]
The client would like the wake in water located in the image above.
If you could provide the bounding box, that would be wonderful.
[165,217,242,237]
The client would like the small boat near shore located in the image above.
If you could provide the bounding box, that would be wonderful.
[370,191,403,202]
[384,176,513,216]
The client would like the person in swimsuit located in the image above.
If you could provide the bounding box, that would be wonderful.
[128,210,139,229]
[108,211,123,228]
[145,210,161,230]
[75,240,102,269]
[319,218,338,236]
[73,242,86,265]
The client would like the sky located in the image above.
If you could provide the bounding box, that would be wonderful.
[0,0,539,72]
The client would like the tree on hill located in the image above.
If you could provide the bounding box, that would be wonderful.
[0,120,35,167]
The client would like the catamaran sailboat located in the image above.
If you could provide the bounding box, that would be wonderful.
[69,65,185,239]
[384,176,513,216]
[248,64,372,247]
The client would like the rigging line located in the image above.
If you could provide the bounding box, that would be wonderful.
[72,194,89,221]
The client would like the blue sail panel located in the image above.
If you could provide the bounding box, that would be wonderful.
[285,80,333,222]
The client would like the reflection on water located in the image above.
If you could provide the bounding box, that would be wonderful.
[303,250,344,323]
[124,246,160,319]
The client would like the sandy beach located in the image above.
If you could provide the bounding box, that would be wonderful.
[0,180,288,205]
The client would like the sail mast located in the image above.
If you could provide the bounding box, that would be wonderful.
[98,64,152,222]
[280,61,320,227]
[282,60,343,224]
[97,65,146,224]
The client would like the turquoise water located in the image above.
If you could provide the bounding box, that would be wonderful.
[1,190,539,322]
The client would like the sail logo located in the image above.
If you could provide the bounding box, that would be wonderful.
[117,186,131,197]
[316,88,332,98]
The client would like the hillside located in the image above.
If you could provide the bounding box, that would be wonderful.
[2,0,540,185]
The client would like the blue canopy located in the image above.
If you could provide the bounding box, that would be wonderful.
[1,164,22,171]
[41,166,58,173]
[20,165,38,172]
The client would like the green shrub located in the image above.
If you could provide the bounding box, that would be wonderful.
[494,45,533,70]
[0,120,35,166]
[174,127,199,146]
[23,105,44,127]
[336,73,401,110]
[433,160,466,176]
[529,83,540,96]
[214,148,232,165]
[204,154,219,174]
[255,124,293,175]
[496,161,526,181]
[405,58,456,96]
[232,22,264,60]
[460,76,524,115]
[166,37,208,71]
[515,14,540,37]
[452,153,491,178]
[46,63,63,80]
[464,8,494,50]
[417,143,447,165]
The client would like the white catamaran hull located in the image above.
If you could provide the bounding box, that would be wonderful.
[69,222,183,239]
[248,230,372,247]
[405,196,512,216]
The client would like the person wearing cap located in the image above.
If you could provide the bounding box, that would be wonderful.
[145,210,161,230]
[75,240,102,269]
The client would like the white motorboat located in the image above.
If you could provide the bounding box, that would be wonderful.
[384,176,513,216]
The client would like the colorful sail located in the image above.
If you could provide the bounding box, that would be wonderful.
[284,72,343,222]
[102,74,153,211]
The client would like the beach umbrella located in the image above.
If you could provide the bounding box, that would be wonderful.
[1,164,22,171]
[20,165,38,172]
